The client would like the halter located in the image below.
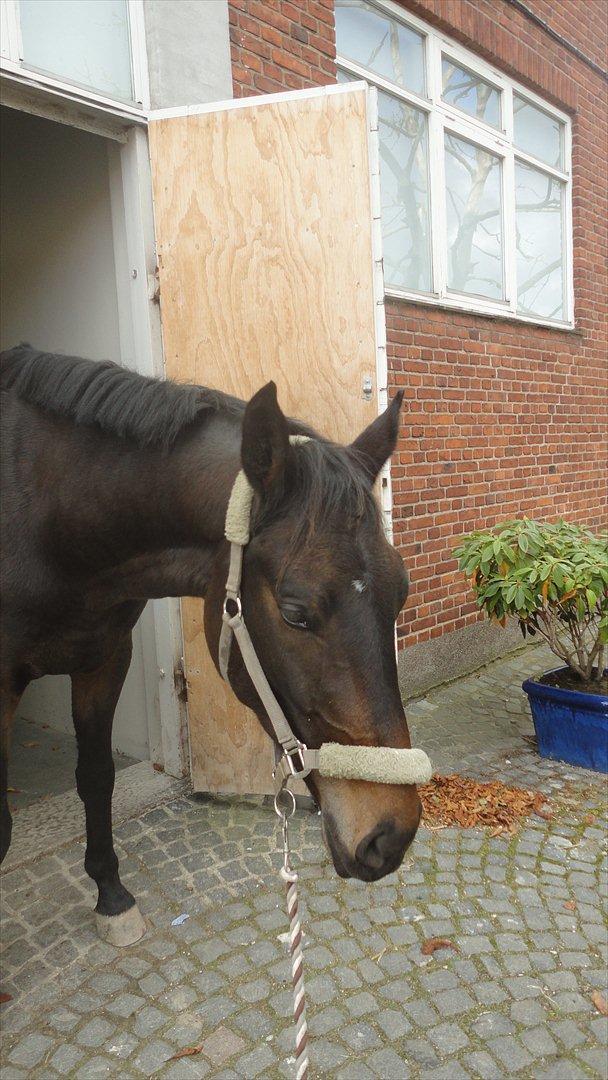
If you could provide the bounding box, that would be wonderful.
[218,436,433,790]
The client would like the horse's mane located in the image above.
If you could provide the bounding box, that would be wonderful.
[268,437,381,559]
[0,344,245,448]
[1,344,380,543]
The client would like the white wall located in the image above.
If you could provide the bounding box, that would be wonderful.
[1,107,150,761]
[144,0,233,109]
[0,108,122,358]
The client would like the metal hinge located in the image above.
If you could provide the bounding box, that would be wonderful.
[174,657,188,705]
[148,266,160,305]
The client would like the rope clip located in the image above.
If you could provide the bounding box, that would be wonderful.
[273,784,297,880]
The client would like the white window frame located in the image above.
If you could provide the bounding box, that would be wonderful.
[336,0,574,329]
[0,0,150,113]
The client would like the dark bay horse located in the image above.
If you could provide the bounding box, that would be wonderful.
[0,344,420,943]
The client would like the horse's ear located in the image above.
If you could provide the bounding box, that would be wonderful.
[241,381,290,496]
[349,390,404,485]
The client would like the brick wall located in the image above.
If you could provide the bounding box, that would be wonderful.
[388,303,607,645]
[227,0,608,649]
[390,0,607,645]
[524,0,608,71]
[228,0,336,96]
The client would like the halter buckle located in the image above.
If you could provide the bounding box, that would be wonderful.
[274,742,309,784]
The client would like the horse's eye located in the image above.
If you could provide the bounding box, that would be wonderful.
[280,603,310,630]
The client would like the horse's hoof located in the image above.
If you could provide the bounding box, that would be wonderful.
[95,904,146,947]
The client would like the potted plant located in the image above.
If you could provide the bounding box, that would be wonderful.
[453,519,608,772]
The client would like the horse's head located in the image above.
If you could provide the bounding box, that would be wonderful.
[206,383,421,881]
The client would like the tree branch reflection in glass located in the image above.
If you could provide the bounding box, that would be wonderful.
[515,161,564,320]
[335,0,425,97]
[442,57,501,130]
[378,92,431,292]
[444,133,504,300]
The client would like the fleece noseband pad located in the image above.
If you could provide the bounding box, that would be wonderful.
[318,744,432,785]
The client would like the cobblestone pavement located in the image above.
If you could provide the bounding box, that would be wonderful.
[1,644,607,1079]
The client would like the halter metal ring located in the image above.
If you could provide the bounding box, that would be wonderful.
[223,595,242,620]
[274,786,297,819]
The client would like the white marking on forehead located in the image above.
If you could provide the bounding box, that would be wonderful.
[352,579,366,594]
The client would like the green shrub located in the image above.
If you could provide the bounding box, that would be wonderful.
[453,519,608,683]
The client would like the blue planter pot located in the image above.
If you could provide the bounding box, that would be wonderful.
[522,667,608,773]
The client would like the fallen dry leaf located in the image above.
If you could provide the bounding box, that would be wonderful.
[419,774,550,831]
[0,993,13,1004]
[563,901,576,911]
[169,1045,204,1061]
[153,762,164,773]
[7,787,21,794]
[22,741,40,749]
[591,991,608,1016]
[421,937,459,956]
[583,813,596,825]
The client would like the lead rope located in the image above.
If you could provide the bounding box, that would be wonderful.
[274,786,309,1080]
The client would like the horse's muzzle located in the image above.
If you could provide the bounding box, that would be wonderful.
[355,819,418,880]
[323,809,421,882]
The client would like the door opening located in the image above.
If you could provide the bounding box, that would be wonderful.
[0,106,152,804]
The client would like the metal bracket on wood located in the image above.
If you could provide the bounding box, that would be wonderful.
[148,266,160,304]
[173,658,188,705]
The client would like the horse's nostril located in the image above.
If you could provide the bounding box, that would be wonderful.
[356,821,417,874]
[357,830,387,872]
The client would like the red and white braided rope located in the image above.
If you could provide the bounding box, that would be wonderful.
[280,864,309,1080]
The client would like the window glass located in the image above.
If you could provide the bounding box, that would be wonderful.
[515,162,564,320]
[336,9,571,322]
[378,92,431,292]
[442,56,501,129]
[445,133,504,300]
[337,69,432,292]
[335,0,425,97]
[20,0,134,102]
[514,95,563,169]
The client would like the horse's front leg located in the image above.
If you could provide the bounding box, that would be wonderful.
[71,639,146,946]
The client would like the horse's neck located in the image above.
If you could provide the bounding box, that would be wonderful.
[167,412,244,544]
[43,408,242,574]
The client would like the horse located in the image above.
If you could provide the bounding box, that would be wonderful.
[0,344,421,945]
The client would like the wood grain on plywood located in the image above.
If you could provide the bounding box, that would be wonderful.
[149,87,378,793]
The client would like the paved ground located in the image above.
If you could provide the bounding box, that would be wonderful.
[1,644,606,1079]
[9,715,136,811]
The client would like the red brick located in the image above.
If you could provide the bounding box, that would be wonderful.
[229,0,334,95]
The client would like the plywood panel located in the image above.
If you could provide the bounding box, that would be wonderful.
[149,85,379,793]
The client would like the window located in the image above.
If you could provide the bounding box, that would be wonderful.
[515,162,565,321]
[19,0,134,102]
[336,0,573,327]
[444,134,503,301]
[0,0,147,110]
[335,0,425,96]
[378,89,432,292]
[442,57,501,130]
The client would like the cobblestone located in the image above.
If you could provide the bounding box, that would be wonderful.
[7,1034,53,1069]
[1,645,606,1078]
